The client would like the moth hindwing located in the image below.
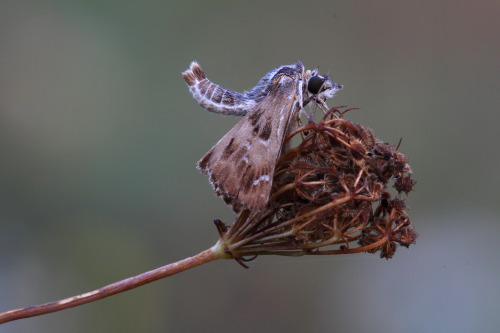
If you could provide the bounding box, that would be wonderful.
[182,61,342,213]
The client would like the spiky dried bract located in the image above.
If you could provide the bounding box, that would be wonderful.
[214,107,417,264]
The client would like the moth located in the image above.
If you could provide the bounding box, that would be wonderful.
[182,61,342,213]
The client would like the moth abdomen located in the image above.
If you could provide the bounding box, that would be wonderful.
[182,61,255,116]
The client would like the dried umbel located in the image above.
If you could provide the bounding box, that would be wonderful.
[215,107,417,265]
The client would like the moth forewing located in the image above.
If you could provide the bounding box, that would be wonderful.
[197,72,302,213]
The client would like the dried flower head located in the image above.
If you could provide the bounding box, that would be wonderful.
[214,107,417,266]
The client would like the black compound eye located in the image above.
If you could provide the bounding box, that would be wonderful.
[307,75,326,94]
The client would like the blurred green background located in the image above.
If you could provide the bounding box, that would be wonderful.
[1,1,499,332]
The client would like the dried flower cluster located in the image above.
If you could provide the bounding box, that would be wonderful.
[215,107,417,266]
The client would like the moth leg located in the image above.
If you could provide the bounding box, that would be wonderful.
[307,101,318,122]
[317,98,331,114]
[296,80,314,121]
[296,97,315,124]
[302,97,330,122]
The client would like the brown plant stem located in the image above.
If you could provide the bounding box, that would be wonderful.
[0,244,228,324]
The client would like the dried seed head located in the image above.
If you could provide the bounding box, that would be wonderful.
[214,107,417,263]
[347,138,368,165]
[394,174,417,194]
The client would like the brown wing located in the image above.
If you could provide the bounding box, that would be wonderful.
[197,74,300,213]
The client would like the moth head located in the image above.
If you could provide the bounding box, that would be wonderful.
[307,74,343,100]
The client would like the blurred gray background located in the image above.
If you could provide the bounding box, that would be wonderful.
[1,1,499,332]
